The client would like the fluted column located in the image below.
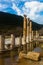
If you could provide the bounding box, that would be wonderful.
[26,18,30,52]
[29,20,32,42]
[29,20,32,51]
[23,15,27,53]
[26,18,30,43]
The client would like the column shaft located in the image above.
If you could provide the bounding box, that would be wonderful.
[26,18,30,52]
[23,15,27,53]
[10,34,15,49]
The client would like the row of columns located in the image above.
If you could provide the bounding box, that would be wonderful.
[23,15,32,53]
[23,15,32,44]
[0,15,39,52]
[23,15,39,53]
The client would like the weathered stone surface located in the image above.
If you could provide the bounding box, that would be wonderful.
[26,51,40,61]
[19,51,40,61]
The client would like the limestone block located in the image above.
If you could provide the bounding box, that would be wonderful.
[26,51,40,61]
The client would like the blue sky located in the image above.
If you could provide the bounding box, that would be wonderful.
[0,0,43,24]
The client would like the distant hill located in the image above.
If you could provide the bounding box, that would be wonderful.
[0,11,23,27]
[0,11,43,36]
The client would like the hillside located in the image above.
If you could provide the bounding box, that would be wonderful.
[0,11,43,36]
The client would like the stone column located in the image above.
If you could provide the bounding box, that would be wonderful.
[19,36,22,51]
[32,31,34,40]
[23,15,27,53]
[0,35,5,51]
[26,18,30,52]
[10,34,15,49]
[29,21,32,42]
[36,30,39,47]
[32,31,34,50]
[26,18,30,43]
[29,20,32,51]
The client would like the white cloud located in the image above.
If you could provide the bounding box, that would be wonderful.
[0,0,11,2]
[20,0,28,2]
[22,1,43,24]
[0,0,43,24]
[0,4,8,10]
[0,0,12,10]
[12,3,22,15]
[23,1,43,14]
[11,1,43,24]
[34,15,43,24]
